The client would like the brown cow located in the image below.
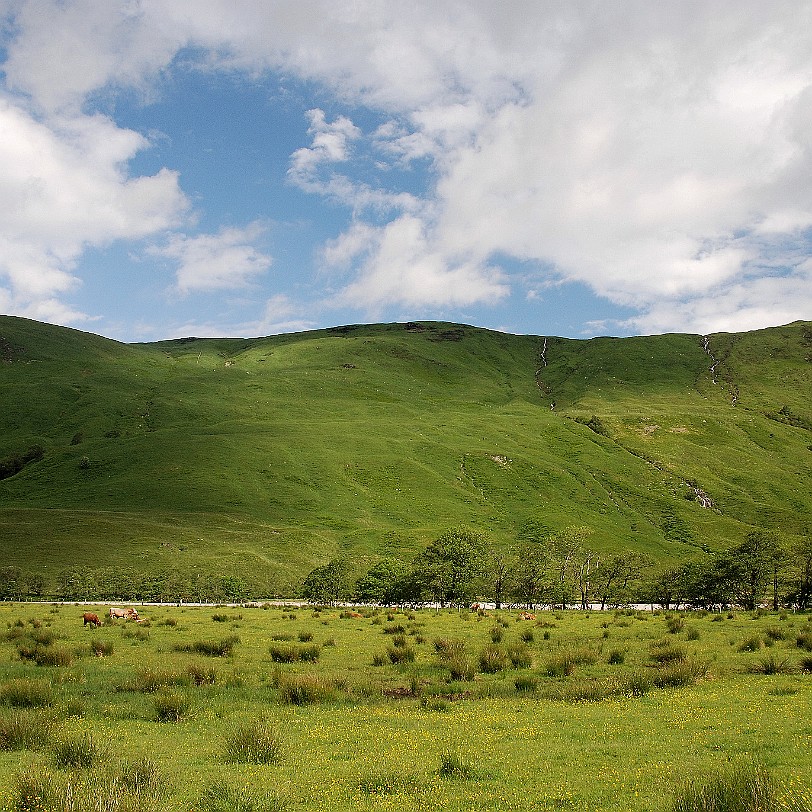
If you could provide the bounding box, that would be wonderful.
[82,612,101,627]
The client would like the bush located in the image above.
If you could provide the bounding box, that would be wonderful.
[0,678,54,708]
[223,716,281,764]
[608,649,625,665]
[666,616,685,634]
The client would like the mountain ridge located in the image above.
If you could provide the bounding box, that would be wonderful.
[1,315,810,595]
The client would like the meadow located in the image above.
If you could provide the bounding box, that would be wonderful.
[1,602,811,812]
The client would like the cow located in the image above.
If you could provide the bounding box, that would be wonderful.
[82,612,101,627]
[109,607,139,621]
[519,612,536,621]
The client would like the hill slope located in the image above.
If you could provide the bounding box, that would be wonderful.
[1,317,810,594]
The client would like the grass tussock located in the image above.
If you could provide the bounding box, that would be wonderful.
[174,635,239,657]
[0,708,57,751]
[51,731,109,769]
[670,759,812,812]
[222,716,282,764]
[275,673,337,705]
[0,678,54,708]
[268,642,321,663]
[193,779,287,812]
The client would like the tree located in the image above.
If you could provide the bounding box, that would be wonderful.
[302,558,350,605]
[725,530,783,610]
[788,531,812,609]
[549,526,593,609]
[509,542,548,609]
[355,559,411,605]
[411,528,488,607]
[0,566,24,601]
[594,552,652,609]
[486,549,511,610]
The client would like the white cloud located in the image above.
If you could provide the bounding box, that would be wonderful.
[327,214,508,311]
[152,222,272,294]
[3,1,812,334]
[0,94,187,320]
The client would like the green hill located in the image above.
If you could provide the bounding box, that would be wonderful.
[1,316,810,595]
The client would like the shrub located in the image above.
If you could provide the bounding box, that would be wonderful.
[608,649,625,665]
[153,689,190,722]
[0,708,56,751]
[0,678,54,708]
[666,616,685,634]
[52,732,109,769]
[223,716,281,764]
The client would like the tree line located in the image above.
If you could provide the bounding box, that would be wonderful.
[2,525,810,609]
[302,526,812,611]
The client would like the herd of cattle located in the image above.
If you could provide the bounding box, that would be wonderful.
[81,607,140,627]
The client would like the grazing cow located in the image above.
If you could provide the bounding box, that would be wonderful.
[109,607,139,621]
[519,612,536,621]
[82,612,101,627]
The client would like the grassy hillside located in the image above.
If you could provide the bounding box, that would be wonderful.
[1,317,810,594]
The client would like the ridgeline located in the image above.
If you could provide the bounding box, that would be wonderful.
[1,316,810,595]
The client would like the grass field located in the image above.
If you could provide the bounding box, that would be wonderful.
[1,602,811,811]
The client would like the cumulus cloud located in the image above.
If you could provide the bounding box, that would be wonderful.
[151,223,272,294]
[3,1,812,334]
[0,94,187,320]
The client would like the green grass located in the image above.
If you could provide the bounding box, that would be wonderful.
[1,317,811,595]
[0,603,810,811]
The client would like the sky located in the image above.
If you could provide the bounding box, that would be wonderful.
[1,1,812,343]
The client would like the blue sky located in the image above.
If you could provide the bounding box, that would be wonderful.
[1,2,811,343]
